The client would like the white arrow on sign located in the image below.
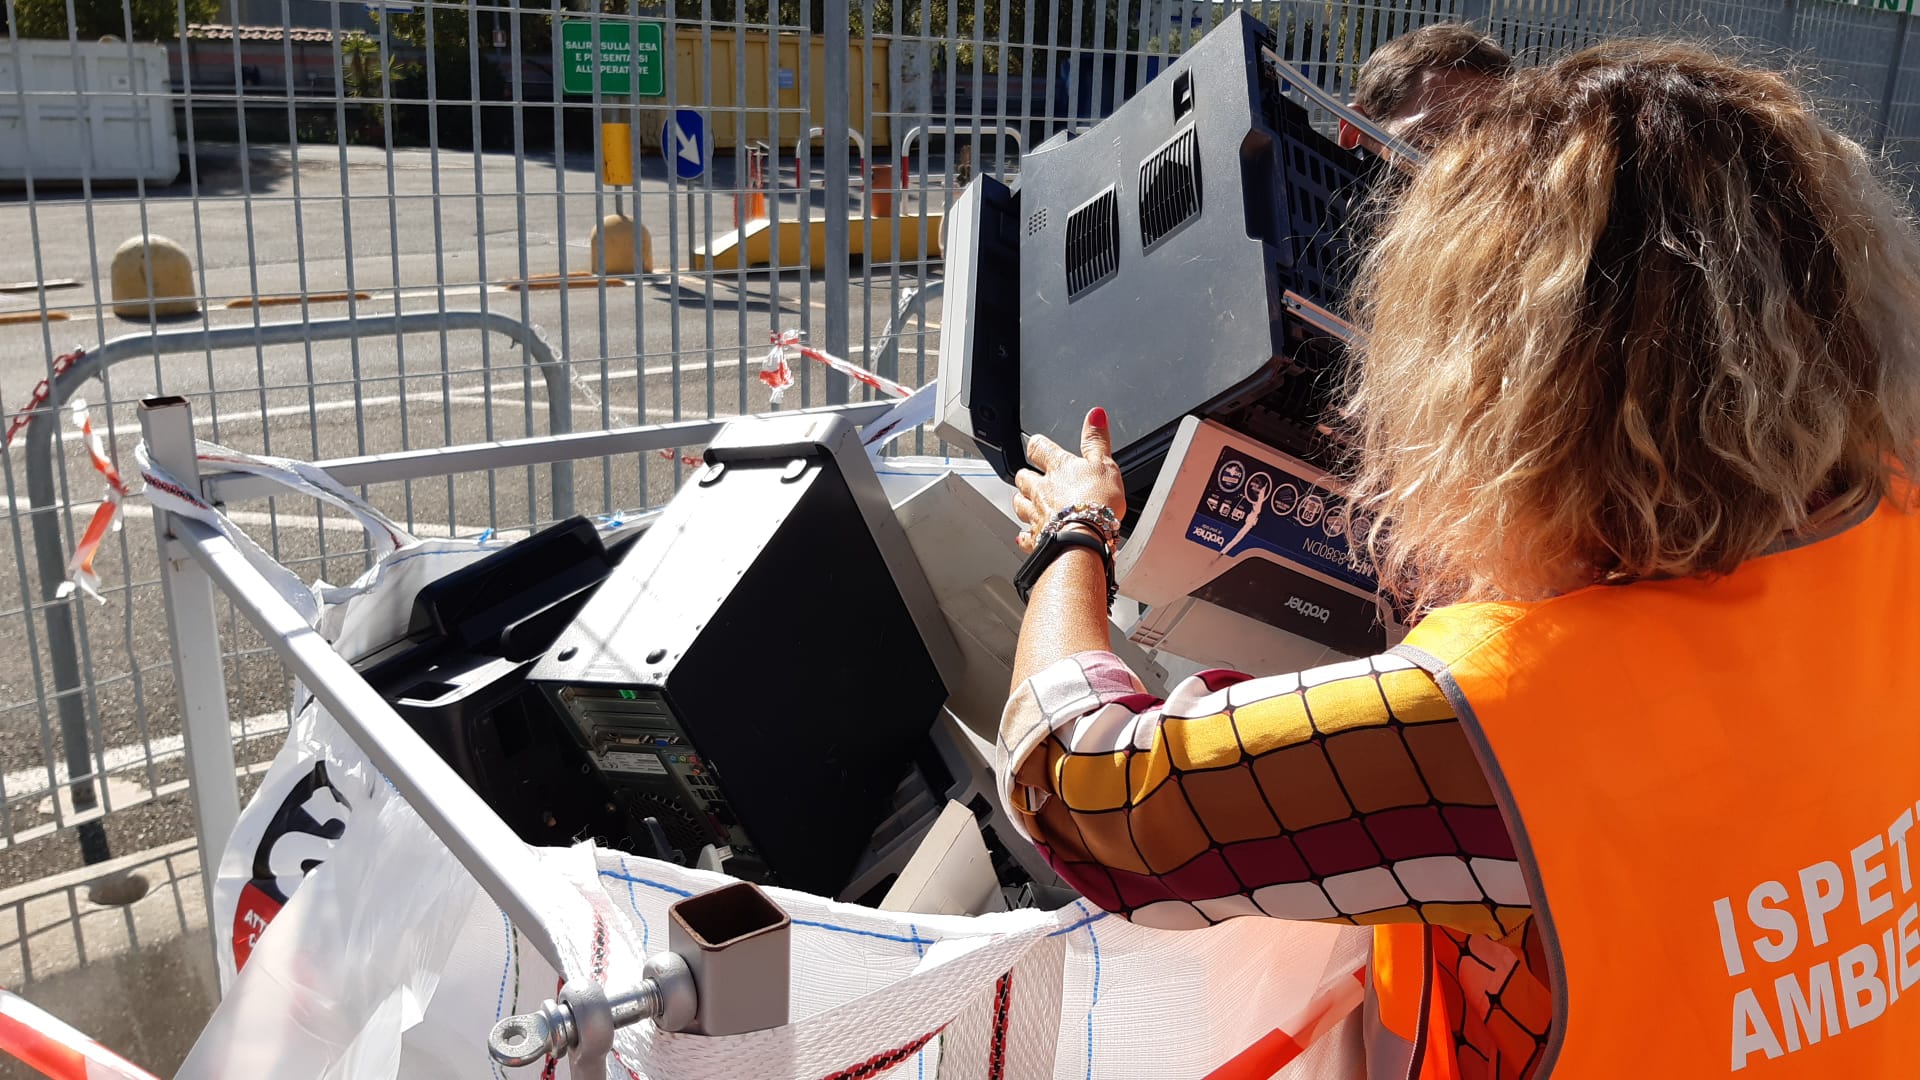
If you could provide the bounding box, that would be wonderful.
[675,125,700,166]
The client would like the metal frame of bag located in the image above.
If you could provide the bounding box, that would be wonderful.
[140,394,902,1007]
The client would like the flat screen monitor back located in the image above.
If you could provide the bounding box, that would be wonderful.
[1012,12,1371,510]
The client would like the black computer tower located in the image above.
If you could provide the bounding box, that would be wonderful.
[527,414,960,897]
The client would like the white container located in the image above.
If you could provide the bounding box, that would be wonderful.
[0,40,180,185]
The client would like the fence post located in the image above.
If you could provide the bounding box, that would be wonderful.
[1874,5,1913,156]
[23,478,111,866]
[1458,0,1491,28]
[1775,0,1799,53]
[824,18,853,404]
[140,395,239,976]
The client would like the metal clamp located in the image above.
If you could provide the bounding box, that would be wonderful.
[488,881,791,1073]
[488,953,696,1068]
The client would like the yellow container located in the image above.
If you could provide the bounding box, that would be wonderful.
[602,122,634,186]
[693,212,944,271]
[640,30,892,153]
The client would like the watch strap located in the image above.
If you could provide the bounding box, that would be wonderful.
[1014,526,1117,609]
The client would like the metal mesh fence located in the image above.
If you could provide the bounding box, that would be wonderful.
[3,0,1919,1065]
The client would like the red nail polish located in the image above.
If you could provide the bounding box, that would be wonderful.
[1089,407,1107,427]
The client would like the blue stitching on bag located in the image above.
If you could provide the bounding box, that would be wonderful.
[493,908,512,1080]
[596,869,935,947]
[910,920,926,1079]
[1047,910,1109,938]
[598,869,693,898]
[615,857,653,952]
[1077,901,1101,1080]
[789,918,934,947]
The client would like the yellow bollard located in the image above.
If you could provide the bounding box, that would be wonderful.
[602,123,634,188]
[590,215,654,276]
[109,235,199,319]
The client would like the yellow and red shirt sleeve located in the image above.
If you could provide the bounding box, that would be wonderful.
[996,650,1532,938]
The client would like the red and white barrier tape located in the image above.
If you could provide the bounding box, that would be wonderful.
[1201,963,1367,1080]
[0,987,156,1080]
[55,400,132,604]
[1,347,87,452]
[655,448,706,468]
[856,380,939,457]
[645,332,922,465]
[759,329,911,406]
[49,398,419,616]
[135,439,421,626]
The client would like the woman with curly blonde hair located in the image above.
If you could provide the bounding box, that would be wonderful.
[1001,40,1920,1078]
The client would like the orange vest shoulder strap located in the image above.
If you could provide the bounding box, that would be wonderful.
[1391,601,1529,672]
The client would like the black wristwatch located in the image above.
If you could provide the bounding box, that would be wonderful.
[1014,526,1119,610]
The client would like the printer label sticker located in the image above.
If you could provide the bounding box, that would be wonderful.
[600,751,670,775]
[1186,446,1376,591]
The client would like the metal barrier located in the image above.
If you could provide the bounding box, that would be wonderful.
[15,312,571,870]
[798,126,870,169]
[896,123,1026,191]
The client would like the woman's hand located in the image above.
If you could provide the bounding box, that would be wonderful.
[1012,407,1128,552]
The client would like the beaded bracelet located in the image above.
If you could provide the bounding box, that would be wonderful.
[1040,503,1122,549]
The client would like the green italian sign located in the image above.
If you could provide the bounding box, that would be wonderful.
[561,20,665,98]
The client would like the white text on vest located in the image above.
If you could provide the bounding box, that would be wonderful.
[1713,797,1920,1070]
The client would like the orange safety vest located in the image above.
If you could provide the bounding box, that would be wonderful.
[1368,494,1920,1078]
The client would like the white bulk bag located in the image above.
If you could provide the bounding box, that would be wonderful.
[169,448,1369,1079]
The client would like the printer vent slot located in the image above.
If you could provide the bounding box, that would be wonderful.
[1064,188,1119,299]
[1140,127,1202,250]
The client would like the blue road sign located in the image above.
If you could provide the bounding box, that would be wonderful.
[663,109,709,181]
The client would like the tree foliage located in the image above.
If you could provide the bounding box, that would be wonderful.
[5,0,218,42]
[366,0,555,102]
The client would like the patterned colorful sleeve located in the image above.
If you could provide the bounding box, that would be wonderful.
[996,650,1531,939]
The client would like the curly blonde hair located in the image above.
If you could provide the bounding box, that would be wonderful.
[1344,40,1920,606]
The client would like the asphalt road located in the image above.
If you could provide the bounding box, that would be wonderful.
[0,142,961,891]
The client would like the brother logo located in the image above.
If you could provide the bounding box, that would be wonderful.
[1285,596,1331,623]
